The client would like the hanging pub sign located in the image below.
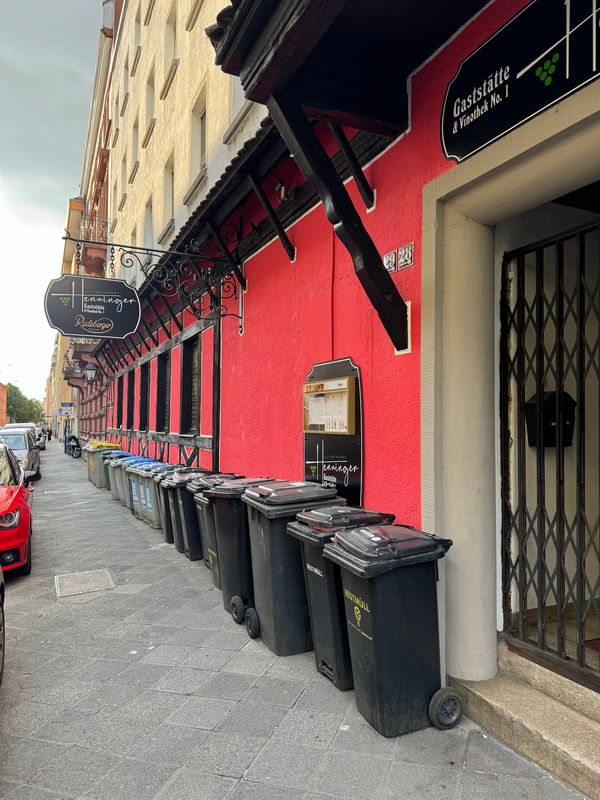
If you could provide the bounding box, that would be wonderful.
[44,275,141,339]
[441,0,600,162]
[303,358,363,506]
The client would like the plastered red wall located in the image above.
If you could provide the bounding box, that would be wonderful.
[218,0,528,524]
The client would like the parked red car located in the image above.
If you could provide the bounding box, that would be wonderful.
[0,442,32,574]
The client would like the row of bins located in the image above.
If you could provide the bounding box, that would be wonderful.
[91,451,461,737]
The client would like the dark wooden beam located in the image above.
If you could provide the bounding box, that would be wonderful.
[147,299,171,338]
[247,172,295,261]
[141,319,159,348]
[267,93,408,351]
[329,123,374,209]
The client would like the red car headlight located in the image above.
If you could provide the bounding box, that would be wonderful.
[0,510,20,528]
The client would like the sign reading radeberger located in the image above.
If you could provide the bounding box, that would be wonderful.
[44,275,141,339]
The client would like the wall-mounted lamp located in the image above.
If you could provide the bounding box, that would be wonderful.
[83,363,98,384]
[275,180,294,203]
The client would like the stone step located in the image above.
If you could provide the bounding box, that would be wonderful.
[449,672,600,800]
[498,641,600,725]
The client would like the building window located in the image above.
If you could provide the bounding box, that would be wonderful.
[159,153,174,243]
[132,6,142,75]
[144,197,153,248]
[142,69,155,147]
[180,336,200,435]
[121,57,129,115]
[160,4,179,100]
[139,362,149,430]
[191,91,206,175]
[126,371,135,429]
[144,0,156,26]
[116,376,124,427]
[129,117,140,184]
[231,76,245,120]
[156,351,170,432]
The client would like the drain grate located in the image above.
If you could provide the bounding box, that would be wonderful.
[55,568,115,597]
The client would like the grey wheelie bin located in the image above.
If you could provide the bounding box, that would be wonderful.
[127,461,158,519]
[205,478,276,618]
[164,469,207,553]
[191,475,242,586]
[156,469,179,543]
[241,481,341,655]
[287,505,394,690]
[142,464,175,528]
[173,470,214,559]
[102,451,130,491]
[87,447,120,488]
[324,525,454,737]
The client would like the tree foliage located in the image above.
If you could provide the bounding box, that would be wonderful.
[6,384,43,424]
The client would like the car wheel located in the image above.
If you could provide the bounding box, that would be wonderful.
[0,603,5,686]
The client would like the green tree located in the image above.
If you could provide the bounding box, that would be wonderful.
[6,384,43,423]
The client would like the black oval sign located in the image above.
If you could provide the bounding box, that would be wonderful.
[44,275,141,339]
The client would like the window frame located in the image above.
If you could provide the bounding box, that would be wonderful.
[179,336,200,435]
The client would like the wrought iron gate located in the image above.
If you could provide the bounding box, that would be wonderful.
[500,221,600,688]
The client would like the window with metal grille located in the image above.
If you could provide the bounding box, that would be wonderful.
[156,351,170,432]
[139,362,150,430]
[126,371,135,429]
[116,376,124,427]
[180,336,200,434]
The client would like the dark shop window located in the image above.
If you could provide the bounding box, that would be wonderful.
[139,362,150,430]
[156,351,170,432]
[180,336,200,434]
[116,376,124,427]
[126,370,136,429]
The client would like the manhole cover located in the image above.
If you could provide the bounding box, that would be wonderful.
[55,569,115,597]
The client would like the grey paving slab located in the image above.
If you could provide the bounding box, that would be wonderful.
[0,702,66,738]
[77,715,157,756]
[215,701,288,738]
[0,738,68,783]
[185,731,267,778]
[228,782,304,800]
[383,761,461,799]
[458,771,542,800]
[110,661,171,687]
[244,675,305,707]
[464,729,545,777]
[118,688,187,726]
[166,696,236,730]
[331,713,403,757]
[151,666,218,695]
[270,707,344,750]
[265,652,319,682]
[28,746,117,799]
[244,740,325,791]
[128,723,210,766]
[393,723,469,767]
[153,768,238,800]
[193,671,257,701]
[179,648,233,671]
[139,644,197,666]
[220,651,278,676]
[0,781,19,800]
[295,677,356,715]
[34,708,111,746]
[2,786,70,800]
[74,681,147,712]
[164,626,220,648]
[80,758,176,800]
[308,751,391,800]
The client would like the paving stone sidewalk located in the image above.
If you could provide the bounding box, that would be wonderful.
[0,442,587,799]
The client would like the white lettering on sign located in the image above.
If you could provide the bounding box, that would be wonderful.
[452,67,511,118]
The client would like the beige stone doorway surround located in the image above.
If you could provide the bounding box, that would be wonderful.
[420,82,600,683]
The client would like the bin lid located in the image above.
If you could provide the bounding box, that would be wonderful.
[243,481,337,506]
[186,473,240,493]
[325,525,452,577]
[205,477,276,498]
[296,505,395,530]
[102,451,130,460]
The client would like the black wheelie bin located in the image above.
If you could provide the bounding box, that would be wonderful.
[242,481,341,655]
[324,525,454,737]
[155,469,178,543]
[205,478,276,620]
[173,469,213,560]
[191,474,243,586]
[163,469,207,553]
[287,505,395,690]
[185,474,241,563]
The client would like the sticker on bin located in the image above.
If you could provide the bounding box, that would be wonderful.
[296,505,395,530]
[334,525,452,561]
[244,481,337,505]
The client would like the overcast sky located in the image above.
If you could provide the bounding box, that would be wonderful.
[0,0,101,400]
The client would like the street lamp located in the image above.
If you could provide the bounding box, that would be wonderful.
[83,363,98,384]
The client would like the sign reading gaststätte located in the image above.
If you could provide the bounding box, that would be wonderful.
[44,275,141,339]
[442,0,600,162]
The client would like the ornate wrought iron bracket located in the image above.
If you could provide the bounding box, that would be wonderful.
[64,214,247,334]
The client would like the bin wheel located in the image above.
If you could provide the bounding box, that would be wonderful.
[428,688,463,730]
[245,608,260,639]
[230,596,246,624]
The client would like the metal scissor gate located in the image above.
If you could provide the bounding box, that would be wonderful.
[500,221,600,689]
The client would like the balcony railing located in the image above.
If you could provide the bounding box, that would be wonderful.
[80,214,113,243]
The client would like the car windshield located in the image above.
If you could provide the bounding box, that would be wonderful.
[0,450,17,486]
[0,433,27,450]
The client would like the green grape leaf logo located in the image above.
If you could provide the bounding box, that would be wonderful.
[535,52,559,87]
[60,296,70,306]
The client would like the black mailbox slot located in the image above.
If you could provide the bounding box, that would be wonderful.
[524,390,576,448]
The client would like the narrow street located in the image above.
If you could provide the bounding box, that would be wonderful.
[0,443,586,800]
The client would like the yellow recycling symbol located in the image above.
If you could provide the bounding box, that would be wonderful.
[354,605,362,627]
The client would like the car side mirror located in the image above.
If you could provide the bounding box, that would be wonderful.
[23,474,33,486]
[33,444,40,450]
